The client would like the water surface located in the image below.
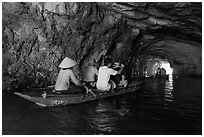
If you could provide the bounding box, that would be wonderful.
[2,77,202,135]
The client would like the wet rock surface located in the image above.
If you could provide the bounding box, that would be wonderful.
[2,2,201,90]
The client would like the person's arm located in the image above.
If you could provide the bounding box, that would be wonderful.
[70,71,89,91]
[110,68,118,76]
[70,71,81,86]
[117,64,124,74]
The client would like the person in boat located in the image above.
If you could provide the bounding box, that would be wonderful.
[82,59,98,88]
[111,60,128,88]
[96,58,118,91]
[54,57,87,94]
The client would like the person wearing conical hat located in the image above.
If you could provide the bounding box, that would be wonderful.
[54,57,85,94]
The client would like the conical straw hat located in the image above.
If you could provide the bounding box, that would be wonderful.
[59,57,77,69]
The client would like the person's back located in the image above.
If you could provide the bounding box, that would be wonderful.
[54,57,84,94]
[83,60,98,82]
[96,58,117,91]
[83,66,98,82]
[55,69,79,90]
[82,60,98,88]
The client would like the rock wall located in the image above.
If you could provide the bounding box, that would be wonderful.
[2,2,201,91]
[2,2,135,90]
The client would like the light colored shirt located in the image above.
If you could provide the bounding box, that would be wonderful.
[83,66,98,82]
[96,66,117,91]
[55,69,80,90]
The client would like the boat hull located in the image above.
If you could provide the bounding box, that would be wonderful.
[14,82,140,107]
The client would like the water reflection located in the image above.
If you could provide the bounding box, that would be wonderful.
[164,76,174,101]
[91,101,116,133]
[168,74,173,82]
[2,78,202,135]
[89,99,130,134]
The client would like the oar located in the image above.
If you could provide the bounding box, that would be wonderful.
[87,89,97,97]
[83,85,97,97]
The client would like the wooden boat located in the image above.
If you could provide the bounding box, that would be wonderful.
[14,82,141,107]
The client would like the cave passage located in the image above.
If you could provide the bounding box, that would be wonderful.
[2,2,202,135]
[127,55,174,80]
[2,2,202,90]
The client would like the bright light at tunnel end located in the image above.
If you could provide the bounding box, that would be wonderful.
[160,62,173,75]
[160,61,173,81]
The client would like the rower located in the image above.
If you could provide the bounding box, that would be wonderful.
[54,57,86,94]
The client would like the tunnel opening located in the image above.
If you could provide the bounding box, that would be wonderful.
[130,55,173,81]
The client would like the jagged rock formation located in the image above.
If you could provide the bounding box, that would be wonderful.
[2,2,201,90]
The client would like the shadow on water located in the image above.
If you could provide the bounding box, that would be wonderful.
[2,76,202,135]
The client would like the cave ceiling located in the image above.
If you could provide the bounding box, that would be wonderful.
[98,2,201,36]
[97,2,202,65]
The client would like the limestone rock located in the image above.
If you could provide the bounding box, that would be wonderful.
[2,2,202,91]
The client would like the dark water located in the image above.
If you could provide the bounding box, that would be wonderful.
[2,77,202,135]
